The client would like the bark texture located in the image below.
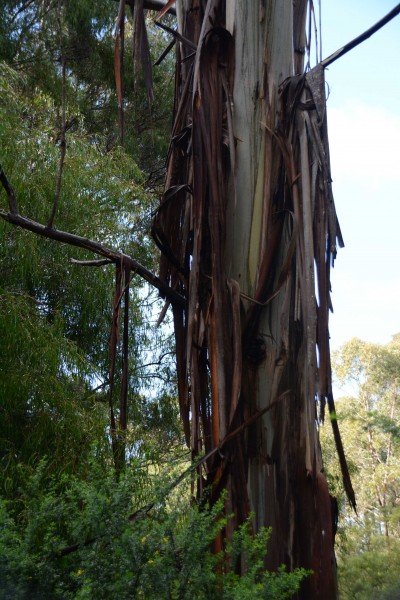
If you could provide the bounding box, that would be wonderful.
[153,1,354,597]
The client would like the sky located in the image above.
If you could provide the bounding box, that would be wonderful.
[319,1,400,351]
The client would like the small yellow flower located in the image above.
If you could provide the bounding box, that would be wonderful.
[141,536,147,544]
[77,569,84,576]
[147,559,154,565]
[162,537,168,544]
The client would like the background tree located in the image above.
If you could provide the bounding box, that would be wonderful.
[322,335,400,599]
[321,335,400,600]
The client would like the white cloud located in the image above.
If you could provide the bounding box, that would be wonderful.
[327,103,400,187]
[324,101,400,350]
[329,273,400,350]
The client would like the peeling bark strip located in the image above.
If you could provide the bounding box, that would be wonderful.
[131,0,154,103]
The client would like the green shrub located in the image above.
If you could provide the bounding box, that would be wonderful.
[0,461,309,599]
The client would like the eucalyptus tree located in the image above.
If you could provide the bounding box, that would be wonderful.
[2,1,400,598]
[149,5,400,596]
[1,1,350,597]
[332,336,400,540]
[150,2,352,598]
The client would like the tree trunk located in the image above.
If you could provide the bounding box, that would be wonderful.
[154,1,347,597]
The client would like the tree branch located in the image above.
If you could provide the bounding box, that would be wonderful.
[321,4,400,69]
[154,21,197,51]
[0,209,185,308]
[0,163,19,213]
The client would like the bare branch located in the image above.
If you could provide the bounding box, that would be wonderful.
[321,4,400,69]
[154,38,176,66]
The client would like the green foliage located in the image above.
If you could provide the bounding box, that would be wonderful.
[0,48,177,493]
[0,290,106,496]
[321,335,400,598]
[338,536,400,600]
[223,521,310,600]
[0,1,175,175]
[0,461,309,600]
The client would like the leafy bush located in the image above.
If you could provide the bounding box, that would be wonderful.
[0,460,309,599]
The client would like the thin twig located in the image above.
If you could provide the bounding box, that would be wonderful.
[309,0,319,67]
[83,380,110,397]
[119,266,130,431]
[321,4,400,69]
[154,38,176,66]
[47,58,66,227]
[318,0,322,63]
[10,0,36,23]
